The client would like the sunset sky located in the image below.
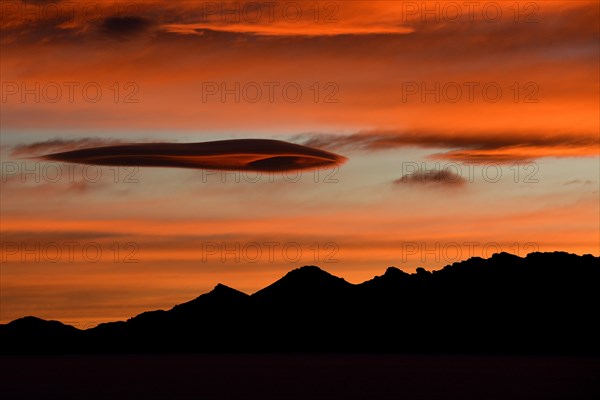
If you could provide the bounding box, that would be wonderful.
[1,0,599,327]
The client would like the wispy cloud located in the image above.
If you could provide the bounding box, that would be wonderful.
[394,169,466,187]
[295,131,599,163]
[12,138,124,157]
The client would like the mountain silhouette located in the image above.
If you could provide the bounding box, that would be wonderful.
[1,252,598,355]
[253,265,353,301]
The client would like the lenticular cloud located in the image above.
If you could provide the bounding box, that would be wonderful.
[41,139,346,172]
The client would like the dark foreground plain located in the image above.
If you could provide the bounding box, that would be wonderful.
[1,354,599,400]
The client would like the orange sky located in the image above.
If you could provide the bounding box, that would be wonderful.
[1,0,599,326]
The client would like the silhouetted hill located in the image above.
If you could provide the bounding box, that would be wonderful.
[253,265,353,301]
[1,252,598,355]
[0,316,81,353]
[1,316,79,336]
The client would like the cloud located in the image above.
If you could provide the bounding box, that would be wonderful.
[100,16,155,38]
[1,0,415,46]
[2,1,597,135]
[394,169,466,187]
[161,24,413,37]
[3,1,596,44]
[295,131,599,163]
[38,139,346,172]
[12,138,124,157]
[147,1,415,37]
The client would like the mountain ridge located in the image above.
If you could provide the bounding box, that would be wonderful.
[1,251,598,355]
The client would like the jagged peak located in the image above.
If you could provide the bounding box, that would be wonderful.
[205,283,249,298]
[212,283,235,292]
